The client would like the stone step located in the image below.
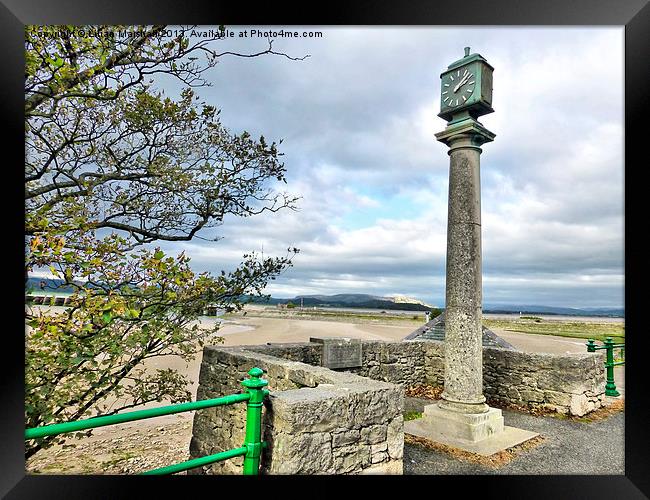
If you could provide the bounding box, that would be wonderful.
[407,313,516,350]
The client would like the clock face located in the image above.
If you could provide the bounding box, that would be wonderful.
[441,66,476,109]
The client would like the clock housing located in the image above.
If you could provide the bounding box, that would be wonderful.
[439,50,494,122]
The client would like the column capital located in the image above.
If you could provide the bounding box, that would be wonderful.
[435,116,495,153]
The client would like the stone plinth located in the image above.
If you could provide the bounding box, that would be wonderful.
[423,403,503,441]
[404,409,539,456]
[405,399,538,457]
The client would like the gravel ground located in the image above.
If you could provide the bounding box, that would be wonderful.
[403,397,624,475]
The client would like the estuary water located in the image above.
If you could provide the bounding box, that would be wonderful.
[481,313,624,323]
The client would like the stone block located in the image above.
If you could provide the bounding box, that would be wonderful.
[519,389,545,403]
[543,390,572,407]
[269,431,333,474]
[332,429,360,448]
[386,417,404,459]
[370,442,388,454]
[569,393,591,416]
[370,451,388,464]
[506,388,521,401]
[361,460,403,474]
[332,444,370,474]
[361,425,387,444]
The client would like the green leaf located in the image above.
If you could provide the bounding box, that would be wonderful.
[102,310,112,324]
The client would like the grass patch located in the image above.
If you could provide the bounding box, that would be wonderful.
[482,318,624,343]
[404,411,423,421]
[100,449,140,471]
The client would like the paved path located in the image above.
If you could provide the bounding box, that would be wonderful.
[403,397,624,475]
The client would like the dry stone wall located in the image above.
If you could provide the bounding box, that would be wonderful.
[344,340,426,386]
[246,339,607,416]
[420,341,606,415]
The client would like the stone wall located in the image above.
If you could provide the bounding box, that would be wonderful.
[248,342,322,366]
[251,340,426,387]
[420,341,606,415]
[242,339,607,416]
[190,345,403,475]
[343,340,426,386]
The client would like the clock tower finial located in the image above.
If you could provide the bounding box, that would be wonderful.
[464,46,470,57]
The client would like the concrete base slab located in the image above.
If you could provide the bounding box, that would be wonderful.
[404,418,539,456]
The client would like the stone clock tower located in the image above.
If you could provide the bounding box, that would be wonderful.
[435,47,495,418]
[404,48,537,454]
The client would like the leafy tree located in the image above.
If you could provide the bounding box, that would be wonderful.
[25,25,303,458]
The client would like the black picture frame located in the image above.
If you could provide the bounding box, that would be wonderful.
[3,1,647,498]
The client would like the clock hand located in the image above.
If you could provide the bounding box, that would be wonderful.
[453,74,471,93]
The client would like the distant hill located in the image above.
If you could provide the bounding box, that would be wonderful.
[25,281,434,311]
[254,296,624,317]
[248,293,438,312]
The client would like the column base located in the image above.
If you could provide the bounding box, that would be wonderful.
[424,403,504,442]
[404,403,539,456]
[438,395,490,414]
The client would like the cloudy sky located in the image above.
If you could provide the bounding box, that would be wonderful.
[157,26,623,308]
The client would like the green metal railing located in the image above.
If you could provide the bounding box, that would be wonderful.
[586,337,625,397]
[25,367,269,475]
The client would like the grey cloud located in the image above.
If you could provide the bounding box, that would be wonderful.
[149,27,623,308]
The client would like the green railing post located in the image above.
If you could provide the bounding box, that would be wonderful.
[586,338,596,352]
[241,367,268,475]
[603,337,620,397]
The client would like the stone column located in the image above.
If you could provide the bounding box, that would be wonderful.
[436,118,494,415]
[403,96,540,454]
[409,117,506,446]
